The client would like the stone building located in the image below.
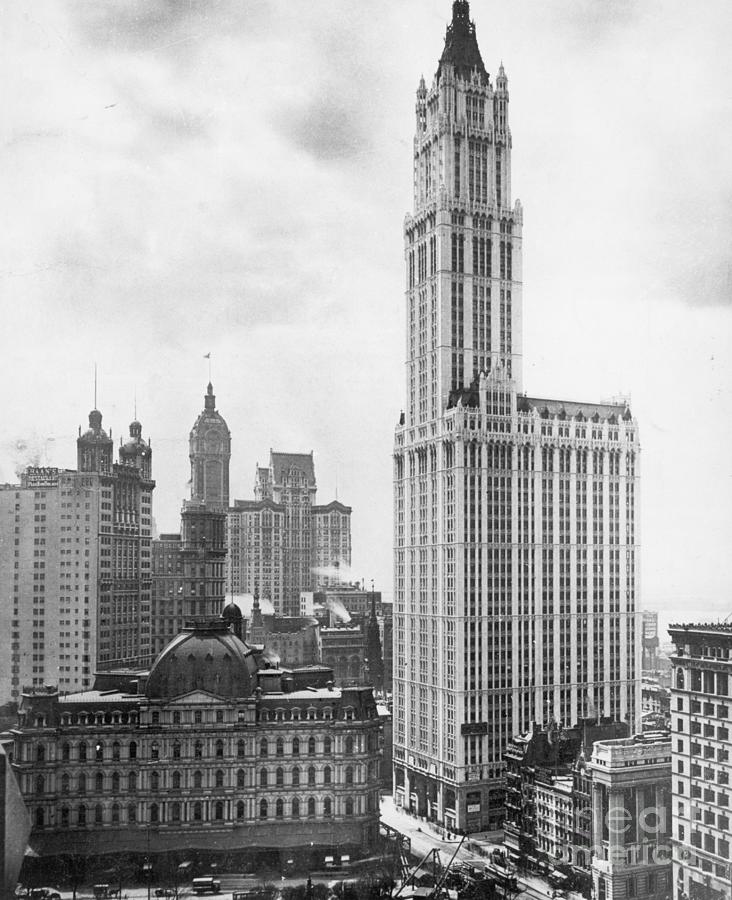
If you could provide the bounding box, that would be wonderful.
[10,618,383,871]
[228,452,351,616]
[321,626,366,687]
[0,411,155,703]
[393,0,640,832]
[189,382,231,510]
[588,732,672,900]
[669,623,732,900]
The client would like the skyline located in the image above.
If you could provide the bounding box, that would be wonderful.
[2,0,732,624]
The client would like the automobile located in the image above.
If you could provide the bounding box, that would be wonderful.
[29,889,62,900]
[192,876,221,895]
[155,890,179,898]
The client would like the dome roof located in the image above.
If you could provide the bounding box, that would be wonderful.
[222,601,243,621]
[81,409,112,443]
[146,619,258,699]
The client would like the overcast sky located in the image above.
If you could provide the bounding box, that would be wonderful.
[2,0,731,635]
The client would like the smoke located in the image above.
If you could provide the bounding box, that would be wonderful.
[311,561,354,583]
[4,434,53,479]
[326,597,352,624]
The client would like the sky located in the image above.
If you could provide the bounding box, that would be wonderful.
[1,0,731,637]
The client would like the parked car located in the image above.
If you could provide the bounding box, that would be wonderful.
[29,889,62,900]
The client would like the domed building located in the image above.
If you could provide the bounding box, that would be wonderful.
[11,617,383,878]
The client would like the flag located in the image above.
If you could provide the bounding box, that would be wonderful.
[203,352,211,359]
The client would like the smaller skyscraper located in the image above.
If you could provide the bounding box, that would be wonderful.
[643,610,661,674]
[189,383,231,510]
[669,623,732,900]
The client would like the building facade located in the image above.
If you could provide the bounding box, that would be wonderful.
[588,733,672,900]
[228,452,351,616]
[392,0,641,832]
[11,619,382,868]
[0,411,155,703]
[669,623,732,900]
[643,611,661,675]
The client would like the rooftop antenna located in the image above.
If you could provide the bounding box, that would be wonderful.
[335,464,339,502]
[204,351,212,383]
[134,386,137,421]
[93,362,97,409]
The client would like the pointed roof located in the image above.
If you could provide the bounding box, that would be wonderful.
[270,451,316,486]
[437,1,488,84]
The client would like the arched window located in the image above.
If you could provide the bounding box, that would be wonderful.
[345,797,354,816]
[276,738,284,757]
[78,805,86,827]
[171,802,181,822]
[324,737,332,754]
[345,766,353,785]
[323,766,331,785]
[260,738,268,757]
[35,807,44,829]
[237,739,245,758]
[237,769,246,789]
[111,803,120,824]
[276,798,284,818]
[62,742,70,762]
[292,797,300,818]
[308,737,316,756]
[95,803,103,824]
[308,766,316,786]
[292,737,300,757]
[173,711,181,725]
[150,803,159,824]
[150,771,159,792]
[260,769,268,788]
[236,800,245,820]
[276,767,284,786]
[345,736,353,754]
[214,800,224,821]
[215,770,224,788]
[61,806,70,827]
[61,773,70,794]
[259,799,268,819]
[112,741,120,761]
[95,772,104,793]
[194,740,203,759]
[128,772,136,793]
[78,773,86,795]
[323,797,332,818]
[128,803,136,823]
[36,744,45,763]
[193,801,202,821]
[194,771,203,789]
[111,772,120,793]
[292,766,300,787]
[172,740,181,759]
[151,741,159,760]
[307,797,316,818]
[172,771,181,790]
[95,742,103,761]
[215,739,224,759]
[78,742,87,762]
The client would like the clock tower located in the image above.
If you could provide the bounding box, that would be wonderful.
[189,382,231,510]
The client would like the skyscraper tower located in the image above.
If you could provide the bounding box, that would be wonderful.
[393,1,640,833]
[189,382,231,509]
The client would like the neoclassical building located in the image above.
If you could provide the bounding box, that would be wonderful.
[10,618,382,868]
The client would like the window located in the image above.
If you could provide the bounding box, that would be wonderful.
[95,772,104,793]
[345,766,354,785]
[324,737,331,754]
[173,740,181,759]
[345,797,354,816]
[236,800,245,820]
[194,771,203,789]
[215,739,224,759]
[78,805,86,826]
[111,803,120,824]
[215,800,224,820]
[128,803,136,823]
[324,766,331,785]
[172,771,181,790]
[260,739,268,757]
[62,742,70,762]
[324,797,332,817]
[112,741,120,761]
[259,799,268,819]
[308,767,316,786]
[276,798,284,819]
[129,741,137,760]
[171,802,181,822]
[112,772,120,793]
[345,737,354,754]
[151,741,159,760]
[260,769,268,787]
[194,740,203,759]
[35,775,44,795]
[292,737,300,756]
[307,797,316,818]
[292,766,300,786]
[128,772,136,793]
[193,801,202,821]
[150,803,159,824]
[276,767,284,787]
[79,742,87,762]
[95,741,103,761]
[276,738,284,757]
[173,711,181,725]
[95,803,104,825]
[627,877,636,898]
[215,770,224,788]
[308,737,316,756]
[150,771,159,792]
[292,797,300,818]
[194,710,202,725]
[237,739,245,758]
[216,710,224,723]
[36,744,45,763]
[61,773,70,794]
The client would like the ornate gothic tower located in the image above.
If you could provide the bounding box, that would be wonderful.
[189,383,231,509]
[393,1,640,835]
[77,409,114,473]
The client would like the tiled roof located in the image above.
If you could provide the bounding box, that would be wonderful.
[270,451,316,486]
[521,396,630,421]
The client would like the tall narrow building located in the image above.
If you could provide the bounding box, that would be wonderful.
[189,382,231,510]
[393,1,640,832]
